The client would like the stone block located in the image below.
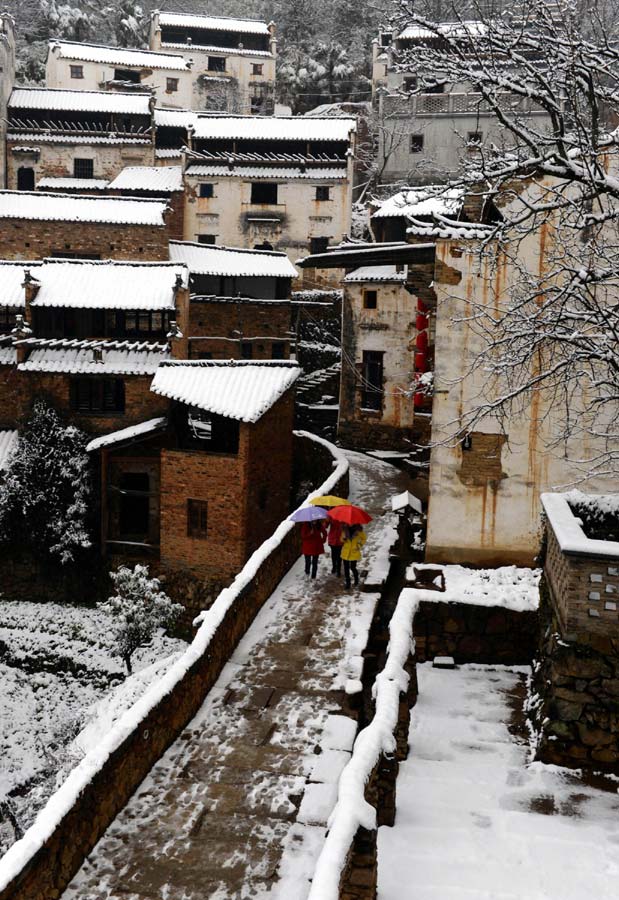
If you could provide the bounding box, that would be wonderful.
[576,723,614,747]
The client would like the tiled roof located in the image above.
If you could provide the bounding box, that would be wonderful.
[156,148,183,159]
[185,164,347,181]
[0,262,33,307]
[49,39,192,70]
[18,339,169,375]
[30,260,188,310]
[108,166,183,193]
[169,241,297,279]
[343,265,408,283]
[8,133,151,146]
[0,430,18,472]
[161,41,272,57]
[0,345,16,366]
[398,21,487,40]
[86,417,168,453]
[151,360,300,423]
[372,186,464,219]
[191,115,356,142]
[157,11,270,35]
[9,88,152,115]
[37,177,109,191]
[0,191,168,225]
[154,107,196,128]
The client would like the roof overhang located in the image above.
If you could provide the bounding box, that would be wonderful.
[297,242,436,270]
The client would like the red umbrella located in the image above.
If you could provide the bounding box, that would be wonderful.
[327,504,372,525]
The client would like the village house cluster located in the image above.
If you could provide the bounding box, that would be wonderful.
[0,7,615,596]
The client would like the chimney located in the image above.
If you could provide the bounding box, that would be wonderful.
[12,314,32,365]
[92,347,104,364]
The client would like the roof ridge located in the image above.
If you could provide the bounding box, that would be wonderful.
[158,10,267,24]
[11,86,153,99]
[0,190,167,205]
[50,37,187,57]
[159,359,299,368]
[39,257,188,268]
[169,239,288,259]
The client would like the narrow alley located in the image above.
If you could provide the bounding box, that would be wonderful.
[62,452,410,900]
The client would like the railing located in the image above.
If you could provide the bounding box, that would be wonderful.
[383,90,550,118]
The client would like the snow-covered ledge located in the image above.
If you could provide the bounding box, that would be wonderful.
[541,492,619,559]
[0,432,349,900]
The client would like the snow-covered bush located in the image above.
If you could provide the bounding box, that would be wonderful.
[98,565,184,674]
[0,401,91,564]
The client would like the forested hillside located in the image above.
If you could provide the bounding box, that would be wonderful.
[12,0,387,111]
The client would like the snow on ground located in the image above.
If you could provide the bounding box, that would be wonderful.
[406,564,541,611]
[0,600,185,850]
[378,663,619,900]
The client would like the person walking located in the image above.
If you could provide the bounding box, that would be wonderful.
[301,520,327,578]
[341,524,366,589]
[327,518,344,576]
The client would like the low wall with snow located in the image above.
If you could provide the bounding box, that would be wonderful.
[0,432,349,900]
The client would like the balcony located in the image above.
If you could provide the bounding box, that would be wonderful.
[383,91,551,119]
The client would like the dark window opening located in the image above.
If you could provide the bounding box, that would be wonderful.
[197,234,217,245]
[208,56,226,72]
[404,75,417,92]
[271,341,286,359]
[380,32,393,47]
[70,378,125,413]
[187,410,240,454]
[0,306,18,333]
[410,134,424,153]
[166,77,179,92]
[426,83,444,94]
[17,167,35,191]
[254,240,274,250]
[118,472,150,540]
[199,182,214,198]
[241,341,253,359]
[187,499,208,538]
[467,131,483,145]
[252,63,264,75]
[250,182,278,204]
[74,158,94,179]
[315,185,330,201]
[50,250,101,260]
[114,67,140,83]
[70,65,84,79]
[121,310,169,339]
[258,485,268,511]
[310,236,329,255]
[361,350,384,411]
[363,290,378,309]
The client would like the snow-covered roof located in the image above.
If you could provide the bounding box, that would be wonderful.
[18,340,169,375]
[169,241,297,279]
[398,21,487,41]
[108,166,183,193]
[170,241,299,278]
[9,88,152,116]
[86,417,168,453]
[157,11,270,35]
[0,430,18,472]
[154,107,196,128]
[162,41,272,57]
[36,177,109,191]
[49,39,192,70]
[391,490,423,513]
[0,191,168,225]
[191,115,356,142]
[185,164,347,181]
[151,360,300,423]
[156,148,183,160]
[343,265,408,283]
[8,133,151,146]
[0,262,32,307]
[372,186,464,219]
[0,345,16,366]
[29,260,187,310]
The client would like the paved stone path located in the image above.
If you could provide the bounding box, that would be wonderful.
[64,452,409,900]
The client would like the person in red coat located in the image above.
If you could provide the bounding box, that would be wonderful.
[327,518,344,577]
[301,521,327,578]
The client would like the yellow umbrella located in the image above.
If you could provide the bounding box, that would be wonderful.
[309,495,349,507]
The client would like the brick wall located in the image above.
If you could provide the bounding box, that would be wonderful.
[0,433,348,900]
[0,218,169,261]
[7,140,155,190]
[188,298,291,360]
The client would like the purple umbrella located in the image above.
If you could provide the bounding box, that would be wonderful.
[289,506,329,523]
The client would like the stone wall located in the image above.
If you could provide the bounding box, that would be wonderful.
[413,600,539,665]
[0,433,349,900]
[0,217,169,261]
[532,582,619,772]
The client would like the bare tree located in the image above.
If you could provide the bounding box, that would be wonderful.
[387,0,619,479]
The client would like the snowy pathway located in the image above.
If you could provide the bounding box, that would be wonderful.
[63,452,408,900]
[378,664,619,900]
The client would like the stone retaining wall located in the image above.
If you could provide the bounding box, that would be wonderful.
[0,433,349,900]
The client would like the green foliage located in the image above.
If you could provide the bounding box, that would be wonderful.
[0,401,92,565]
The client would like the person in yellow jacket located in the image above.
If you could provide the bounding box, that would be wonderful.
[341,524,366,589]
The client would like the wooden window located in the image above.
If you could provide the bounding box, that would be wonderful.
[197,234,217,244]
[123,310,169,338]
[74,158,94,179]
[187,499,208,538]
[166,77,179,92]
[410,134,424,153]
[17,167,34,191]
[199,183,214,198]
[361,350,384,411]
[251,182,278,204]
[315,185,330,201]
[310,236,329,255]
[363,290,378,309]
[252,63,264,75]
[70,378,125,413]
[208,56,226,72]
[70,65,84,79]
